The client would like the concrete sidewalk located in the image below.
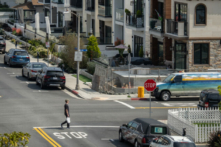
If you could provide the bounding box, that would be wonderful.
[6,40,148,100]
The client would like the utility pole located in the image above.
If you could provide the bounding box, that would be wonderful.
[75,14,80,90]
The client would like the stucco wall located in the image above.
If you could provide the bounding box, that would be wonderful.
[171,0,221,38]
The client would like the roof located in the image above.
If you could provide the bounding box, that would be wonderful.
[173,72,220,75]
[32,0,43,6]
[166,136,194,143]
[12,2,35,10]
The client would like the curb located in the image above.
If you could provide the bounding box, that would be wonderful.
[131,98,148,100]
[65,86,84,99]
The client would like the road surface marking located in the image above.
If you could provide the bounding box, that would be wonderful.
[114,100,135,109]
[135,106,197,109]
[33,126,119,129]
[54,132,88,139]
[34,128,60,147]
[161,103,197,107]
[38,128,61,147]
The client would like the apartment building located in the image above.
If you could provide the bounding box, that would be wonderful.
[150,0,221,71]
[113,0,150,58]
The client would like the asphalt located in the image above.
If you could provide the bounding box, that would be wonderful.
[0,40,207,147]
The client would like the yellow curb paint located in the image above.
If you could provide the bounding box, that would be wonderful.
[135,106,197,109]
[38,128,61,147]
[34,128,58,147]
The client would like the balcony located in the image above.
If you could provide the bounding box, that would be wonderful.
[126,14,144,30]
[52,0,63,4]
[98,5,112,17]
[52,0,70,7]
[86,0,95,11]
[70,0,82,9]
[166,19,188,39]
[149,18,163,37]
[115,8,124,23]
[99,37,112,45]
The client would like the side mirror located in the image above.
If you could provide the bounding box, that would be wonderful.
[122,124,127,127]
[172,79,176,83]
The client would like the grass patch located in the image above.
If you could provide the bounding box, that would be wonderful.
[73,74,92,83]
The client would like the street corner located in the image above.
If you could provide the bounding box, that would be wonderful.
[33,125,127,147]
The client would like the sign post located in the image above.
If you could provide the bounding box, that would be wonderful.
[144,79,156,118]
[128,53,131,97]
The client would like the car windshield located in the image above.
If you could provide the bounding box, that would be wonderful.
[163,74,175,83]
[14,51,28,56]
[32,64,47,68]
[150,126,167,135]
[47,71,64,76]
[173,142,196,147]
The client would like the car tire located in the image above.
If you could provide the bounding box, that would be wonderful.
[22,70,25,77]
[119,131,124,142]
[8,59,12,67]
[41,81,45,89]
[160,91,171,101]
[36,78,39,85]
[61,85,65,90]
[2,51,5,54]
[4,57,6,65]
[134,140,139,147]
[27,73,31,81]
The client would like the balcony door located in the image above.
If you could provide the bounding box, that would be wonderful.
[174,3,187,22]
[175,42,186,70]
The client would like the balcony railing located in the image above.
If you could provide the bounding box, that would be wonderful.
[86,0,95,11]
[52,0,64,4]
[166,19,188,36]
[98,5,112,17]
[45,0,50,3]
[115,8,124,22]
[70,0,82,8]
[126,14,144,28]
[149,18,163,33]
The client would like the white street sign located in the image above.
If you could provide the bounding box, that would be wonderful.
[46,42,50,48]
[74,51,82,61]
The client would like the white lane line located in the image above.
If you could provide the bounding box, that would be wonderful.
[114,100,135,109]
[33,126,119,129]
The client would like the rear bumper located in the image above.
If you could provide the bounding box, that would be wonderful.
[11,62,29,65]
[44,82,65,87]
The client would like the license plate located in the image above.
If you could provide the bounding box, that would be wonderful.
[53,77,58,80]
[19,59,23,61]
[50,84,60,86]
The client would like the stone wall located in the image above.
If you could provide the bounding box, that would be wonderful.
[188,40,220,71]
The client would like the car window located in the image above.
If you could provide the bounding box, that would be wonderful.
[127,121,133,128]
[137,124,144,133]
[47,71,64,76]
[162,137,171,145]
[163,74,175,83]
[130,122,138,130]
[150,126,167,135]
[174,75,182,82]
[14,51,28,56]
[32,64,47,68]
[209,94,219,100]
[173,142,196,147]
[8,50,13,54]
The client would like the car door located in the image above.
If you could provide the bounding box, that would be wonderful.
[122,121,133,141]
[128,122,139,144]
[24,63,30,76]
[169,75,184,96]
[5,49,12,61]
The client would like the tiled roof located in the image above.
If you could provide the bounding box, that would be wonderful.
[12,2,35,10]
[32,0,43,6]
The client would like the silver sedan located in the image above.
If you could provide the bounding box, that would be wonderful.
[22,62,47,80]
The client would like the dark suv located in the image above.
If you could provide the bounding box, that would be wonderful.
[36,67,65,89]
[198,89,221,108]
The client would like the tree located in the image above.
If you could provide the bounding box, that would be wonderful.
[0,131,31,147]
[86,35,101,59]
[59,34,87,70]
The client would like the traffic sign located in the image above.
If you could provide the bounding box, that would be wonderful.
[144,79,156,92]
[75,48,87,52]
[74,51,82,61]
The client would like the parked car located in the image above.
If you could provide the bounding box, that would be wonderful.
[4,49,30,67]
[36,67,65,89]
[131,58,152,65]
[198,89,221,108]
[0,36,6,54]
[151,72,221,101]
[119,118,170,147]
[150,135,196,147]
[22,62,47,80]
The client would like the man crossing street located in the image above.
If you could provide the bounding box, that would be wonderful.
[61,99,70,129]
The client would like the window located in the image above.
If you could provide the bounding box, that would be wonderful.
[175,3,187,21]
[150,126,167,135]
[130,122,138,130]
[194,43,209,64]
[174,75,182,83]
[195,4,206,25]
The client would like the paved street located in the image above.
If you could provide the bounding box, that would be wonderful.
[0,41,203,147]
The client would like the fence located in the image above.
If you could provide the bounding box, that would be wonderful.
[168,108,221,143]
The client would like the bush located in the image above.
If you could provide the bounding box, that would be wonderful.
[20,36,29,42]
[12,30,16,35]
[12,27,16,32]
[28,39,44,47]
[208,130,221,147]
[11,38,16,43]
[87,62,96,75]
[86,35,101,59]
[16,28,22,36]
[136,10,142,17]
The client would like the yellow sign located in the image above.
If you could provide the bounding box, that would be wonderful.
[218,85,221,95]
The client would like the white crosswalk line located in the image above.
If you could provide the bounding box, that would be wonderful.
[161,103,197,107]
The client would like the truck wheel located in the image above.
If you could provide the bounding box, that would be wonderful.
[160,91,171,101]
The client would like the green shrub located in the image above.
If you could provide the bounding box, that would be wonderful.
[208,130,221,147]
[28,39,44,47]
[136,10,142,17]
[11,38,16,43]
[12,30,16,35]
[86,35,101,59]
[125,9,131,15]
[87,62,96,75]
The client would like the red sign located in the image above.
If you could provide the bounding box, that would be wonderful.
[144,79,156,92]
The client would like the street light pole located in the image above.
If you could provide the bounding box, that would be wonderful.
[76,14,80,90]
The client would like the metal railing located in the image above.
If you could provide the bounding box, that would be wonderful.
[167,19,188,36]
[99,37,112,44]
[86,0,95,11]
[126,14,144,28]
[149,18,163,33]
[115,8,124,22]
[52,0,64,4]
[45,0,51,3]
[98,5,112,17]
[70,0,82,8]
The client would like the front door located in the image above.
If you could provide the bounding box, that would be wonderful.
[175,42,186,70]
[169,75,184,96]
